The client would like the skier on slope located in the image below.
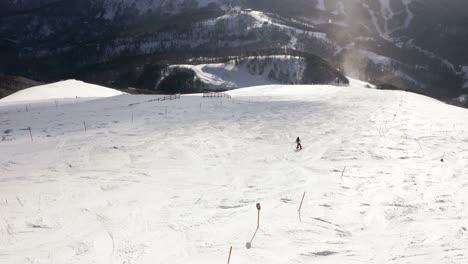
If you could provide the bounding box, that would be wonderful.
[296,137,302,151]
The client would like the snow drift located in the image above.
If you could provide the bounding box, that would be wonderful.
[0,80,125,104]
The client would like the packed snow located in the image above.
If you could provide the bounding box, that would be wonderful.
[0,80,125,105]
[1,80,468,263]
[348,77,376,89]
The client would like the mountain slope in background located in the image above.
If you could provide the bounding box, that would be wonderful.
[0,74,43,99]
[1,0,467,99]
[157,55,348,93]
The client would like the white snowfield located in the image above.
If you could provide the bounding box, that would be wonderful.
[0,80,125,105]
[1,81,468,264]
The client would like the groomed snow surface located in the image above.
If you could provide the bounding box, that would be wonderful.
[0,80,125,104]
[1,81,468,263]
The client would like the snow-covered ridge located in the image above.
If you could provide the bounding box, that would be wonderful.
[99,9,331,63]
[0,80,125,104]
[202,10,331,47]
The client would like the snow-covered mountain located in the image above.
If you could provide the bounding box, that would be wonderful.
[1,81,468,263]
[1,0,467,100]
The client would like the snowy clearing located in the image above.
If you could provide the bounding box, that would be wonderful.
[1,81,468,263]
[170,56,306,90]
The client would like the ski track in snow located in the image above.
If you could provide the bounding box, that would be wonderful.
[1,84,468,263]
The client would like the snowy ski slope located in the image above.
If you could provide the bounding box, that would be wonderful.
[0,81,467,263]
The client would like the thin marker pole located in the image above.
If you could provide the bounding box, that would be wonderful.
[256,203,261,229]
[257,210,260,229]
[227,246,232,264]
[298,192,306,213]
[298,192,306,222]
[340,166,346,182]
[28,127,33,142]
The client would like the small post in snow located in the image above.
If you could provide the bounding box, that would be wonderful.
[340,166,346,182]
[83,121,87,132]
[25,104,29,112]
[227,246,232,264]
[54,99,58,108]
[298,192,306,221]
[165,106,168,116]
[28,127,33,142]
[76,96,78,103]
[393,105,400,121]
[246,203,261,249]
[441,152,445,163]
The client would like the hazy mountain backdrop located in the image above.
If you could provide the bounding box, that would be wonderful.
[1,0,467,100]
